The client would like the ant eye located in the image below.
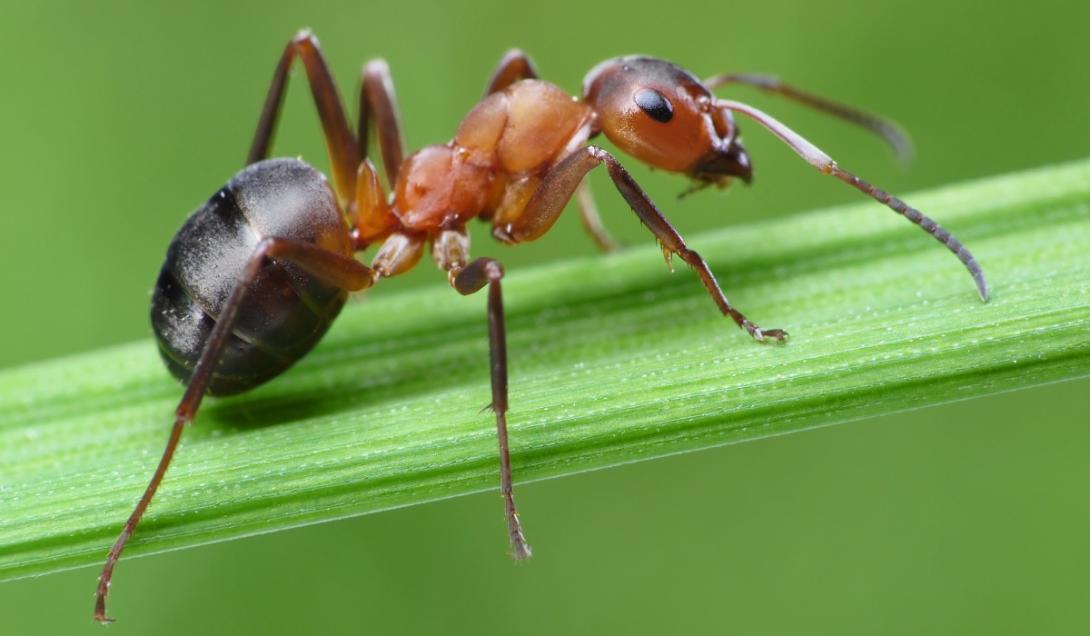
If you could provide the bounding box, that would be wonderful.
[633,88,673,123]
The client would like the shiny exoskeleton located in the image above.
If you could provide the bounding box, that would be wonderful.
[95,31,989,622]
[152,160,352,395]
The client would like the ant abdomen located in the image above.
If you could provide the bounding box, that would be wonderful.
[151,158,350,395]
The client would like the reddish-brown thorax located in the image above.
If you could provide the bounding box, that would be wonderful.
[355,79,593,246]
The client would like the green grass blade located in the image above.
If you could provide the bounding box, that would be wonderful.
[2,159,1089,582]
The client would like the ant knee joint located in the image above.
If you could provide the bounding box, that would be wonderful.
[292,29,316,46]
[674,246,703,267]
[482,259,504,281]
[491,225,517,245]
[433,229,470,271]
[364,58,391,77]
[587,146,610,163]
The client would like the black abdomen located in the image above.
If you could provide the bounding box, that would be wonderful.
[151,159,352,396]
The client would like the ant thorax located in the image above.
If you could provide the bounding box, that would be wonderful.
[389,79,593,236]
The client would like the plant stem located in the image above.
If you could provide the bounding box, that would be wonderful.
[2,159,1089,582]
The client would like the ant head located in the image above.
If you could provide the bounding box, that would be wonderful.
[582,56,751,186]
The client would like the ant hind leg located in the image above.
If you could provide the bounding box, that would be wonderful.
[247,30,360,206]
[94,238,375,624]
[358,58,407,187]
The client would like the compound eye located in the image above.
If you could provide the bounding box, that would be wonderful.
[633,88,673,123]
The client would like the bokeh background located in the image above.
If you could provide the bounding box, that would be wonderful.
[2,1,1089,634]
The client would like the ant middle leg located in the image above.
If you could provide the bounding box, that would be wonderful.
[498,146,787,343]
[433,230,532,560]
[94,238,376,624]
[247,30,360,206]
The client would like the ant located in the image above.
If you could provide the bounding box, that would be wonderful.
[94,30,988,622]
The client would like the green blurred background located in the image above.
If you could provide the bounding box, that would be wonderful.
[2,0,1089,633]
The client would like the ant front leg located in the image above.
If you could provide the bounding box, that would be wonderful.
[483,48,540,96]
[573,178,620,252]
[484,50,618,253]
[247,30,360,206]
[433,230,532,560]
[500,147,786,343]
[94,238,376,624]
[358,58,407,187]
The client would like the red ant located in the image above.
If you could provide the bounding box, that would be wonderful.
[94,31,988,622]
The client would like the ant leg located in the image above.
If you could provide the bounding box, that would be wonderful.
[94,238,375,624]
[434,230,531,559]
[484,50,618,252]
[719,99,988,301]
[499,147,785,342]
[370,232,426,277]
[358,59,406,187]
[705,73,912,161]
[247,30,359,206]
[483,48,540,95]
[351,159,400,246]
[575,179,620,252]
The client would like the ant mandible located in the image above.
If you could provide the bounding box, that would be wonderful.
[94,30,988,622]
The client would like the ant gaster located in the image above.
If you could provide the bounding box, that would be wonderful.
[94,31,989,622]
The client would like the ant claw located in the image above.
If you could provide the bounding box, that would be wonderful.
[745,322,789,344]
[762,329,789,343]
[512,542,533,560]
